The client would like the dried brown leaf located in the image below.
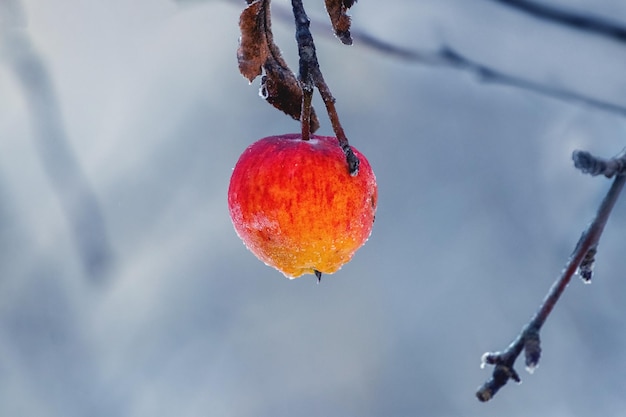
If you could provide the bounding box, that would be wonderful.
[238,0,319,131]
[260,59,320,133]
[324,0,357,45]
[237,0,269,82]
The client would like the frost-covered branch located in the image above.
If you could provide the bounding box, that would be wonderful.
[476,149,626,401]
[290,0,359,175]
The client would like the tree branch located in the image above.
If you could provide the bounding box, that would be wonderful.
[477,149,626,401]
[267,1,626,119]
[487,0,626,44]
[290,0,360,176]
[188,0,626,118]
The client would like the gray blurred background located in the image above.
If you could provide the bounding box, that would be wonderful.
[1,0,626,416]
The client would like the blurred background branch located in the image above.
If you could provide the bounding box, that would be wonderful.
[487,0,626,44]
[1,0,113,280]
[204,0,626,119]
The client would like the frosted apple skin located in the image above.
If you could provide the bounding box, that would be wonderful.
[228,134,377,279]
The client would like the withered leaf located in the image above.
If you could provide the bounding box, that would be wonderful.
[261,58,320,133]
[324,0,357,45]
[237,0,269,82]
[238,0,319,132]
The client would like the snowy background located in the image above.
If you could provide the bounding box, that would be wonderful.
[1,0,626,416]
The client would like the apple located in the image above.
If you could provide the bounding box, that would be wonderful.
[228,133,377,279]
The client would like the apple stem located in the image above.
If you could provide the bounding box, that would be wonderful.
[300,85,313,141]
[291,0,360,175]
[293,0,314,141]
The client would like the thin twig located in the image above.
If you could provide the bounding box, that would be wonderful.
[265,1,626,119]
[477,149,626,402]
[290,0,360,175]
[204,0,626,118]
[206,0,626,118]
[434,46,626,117]
[488,0,626,44]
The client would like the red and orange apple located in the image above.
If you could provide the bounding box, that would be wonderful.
[228,133,377,279]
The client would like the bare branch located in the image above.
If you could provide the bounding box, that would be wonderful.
[434,46,626,117]
[183,0,626,118]
[488,0,626,44]
[269,2,626,119]
[290,0,360,175]
[477,149,626,401]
